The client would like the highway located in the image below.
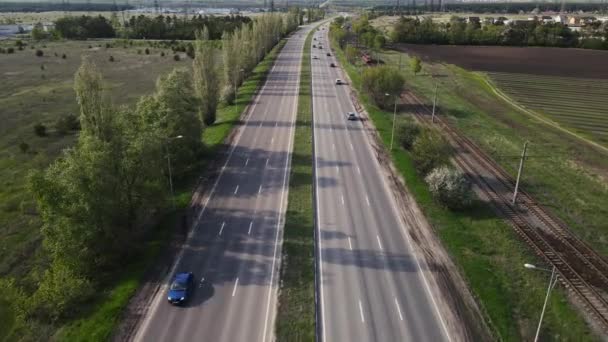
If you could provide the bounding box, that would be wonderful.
[132,24,312,342]
[312,25,452,341]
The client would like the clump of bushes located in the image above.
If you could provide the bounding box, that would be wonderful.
[19,142,30,154]
[173,54,180,61]
[145,47,150,55]
[55,114,80,135]
[35,49,44,57]
[109,55,114,62]
[34,123,47,137]
[160,51,165,57]
[397,119,421,150]
[62,53,66,59]
[7,47,15,54]
[411,128,451,175]
[425,166,473,209]
[361,65,405,109]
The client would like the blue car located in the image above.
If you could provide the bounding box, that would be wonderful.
[167,272,194,305]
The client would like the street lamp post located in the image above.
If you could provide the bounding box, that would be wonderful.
[166,135,183,207]
[524,263,559,342]
[386,93,398,150]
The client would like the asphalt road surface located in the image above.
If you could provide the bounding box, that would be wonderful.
[312,25,452,341]
[132,25,312,342]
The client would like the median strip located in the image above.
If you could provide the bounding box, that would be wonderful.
[275,27,317,341]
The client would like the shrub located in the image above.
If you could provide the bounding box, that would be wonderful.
[145,47,150,55]
[62,53,66,59]
[35,49,44,57]
[109,55,114,62]
[105,43,111,48]
[18,45,23,51]
[54,52,58,56]
[425,166,473,209]
[160,51,165,57]
[173,54,180,61]
[40,64,45,70]
[397,119,420,150]
[137,49,142,54]
[411,128,451,175]
[15,39,23,47]
[19,141,30,154]
[186,43,195,59]
[7,47,15,53]
[0,47,5,53]
[361,66,405,109]
[55,114,80,135]
[34,123,47,137]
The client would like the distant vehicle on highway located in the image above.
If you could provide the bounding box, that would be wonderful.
[326,52,331,56]
[335,79,343,85]
[313,55,319,59]
[313,44,316,48]
[330,63,336,67]
[167,272,194,305]
[347,112,357,121]
[319,45,323,49]
[314,37,317,40]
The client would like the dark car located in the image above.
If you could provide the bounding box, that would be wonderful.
[167,272,194,305]
[330,63,336,67]
[326,52,331,56]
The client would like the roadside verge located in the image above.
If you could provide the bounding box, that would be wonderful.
[275,27,316,341]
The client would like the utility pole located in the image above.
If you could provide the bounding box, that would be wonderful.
[512,141,529,205]
[431,83,438,123]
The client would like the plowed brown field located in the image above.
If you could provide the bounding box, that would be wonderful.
[395,44,608,79]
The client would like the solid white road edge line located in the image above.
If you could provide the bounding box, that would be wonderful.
[248,221,254,235]
[261,31,303,342]
[245,158,249,166]
[312,31,328,342]
[234,185,239,195]
[376,235,383,251]
[348,237,353,251]
[365,195,370,206]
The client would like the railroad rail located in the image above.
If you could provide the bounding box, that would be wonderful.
[400,91,608,332]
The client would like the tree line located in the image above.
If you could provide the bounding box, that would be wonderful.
[372,2,608,14]
[2,12,302,339]
[53,14,252,40]
[391,16,608,50]
[0,1,132,12]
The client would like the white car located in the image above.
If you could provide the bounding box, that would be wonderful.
[335,79,343,85]
[347,112,357,121]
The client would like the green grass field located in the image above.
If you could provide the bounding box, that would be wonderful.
[0,39,182,281]
[330,38,599,340]
[488,72,608,146]
[275,27,316,341]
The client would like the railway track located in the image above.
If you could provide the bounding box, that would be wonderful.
[400,91,608,332]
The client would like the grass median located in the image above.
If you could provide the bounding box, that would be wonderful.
[329,38,596,341]
[275,29,316,341]
[52,39,288,341]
